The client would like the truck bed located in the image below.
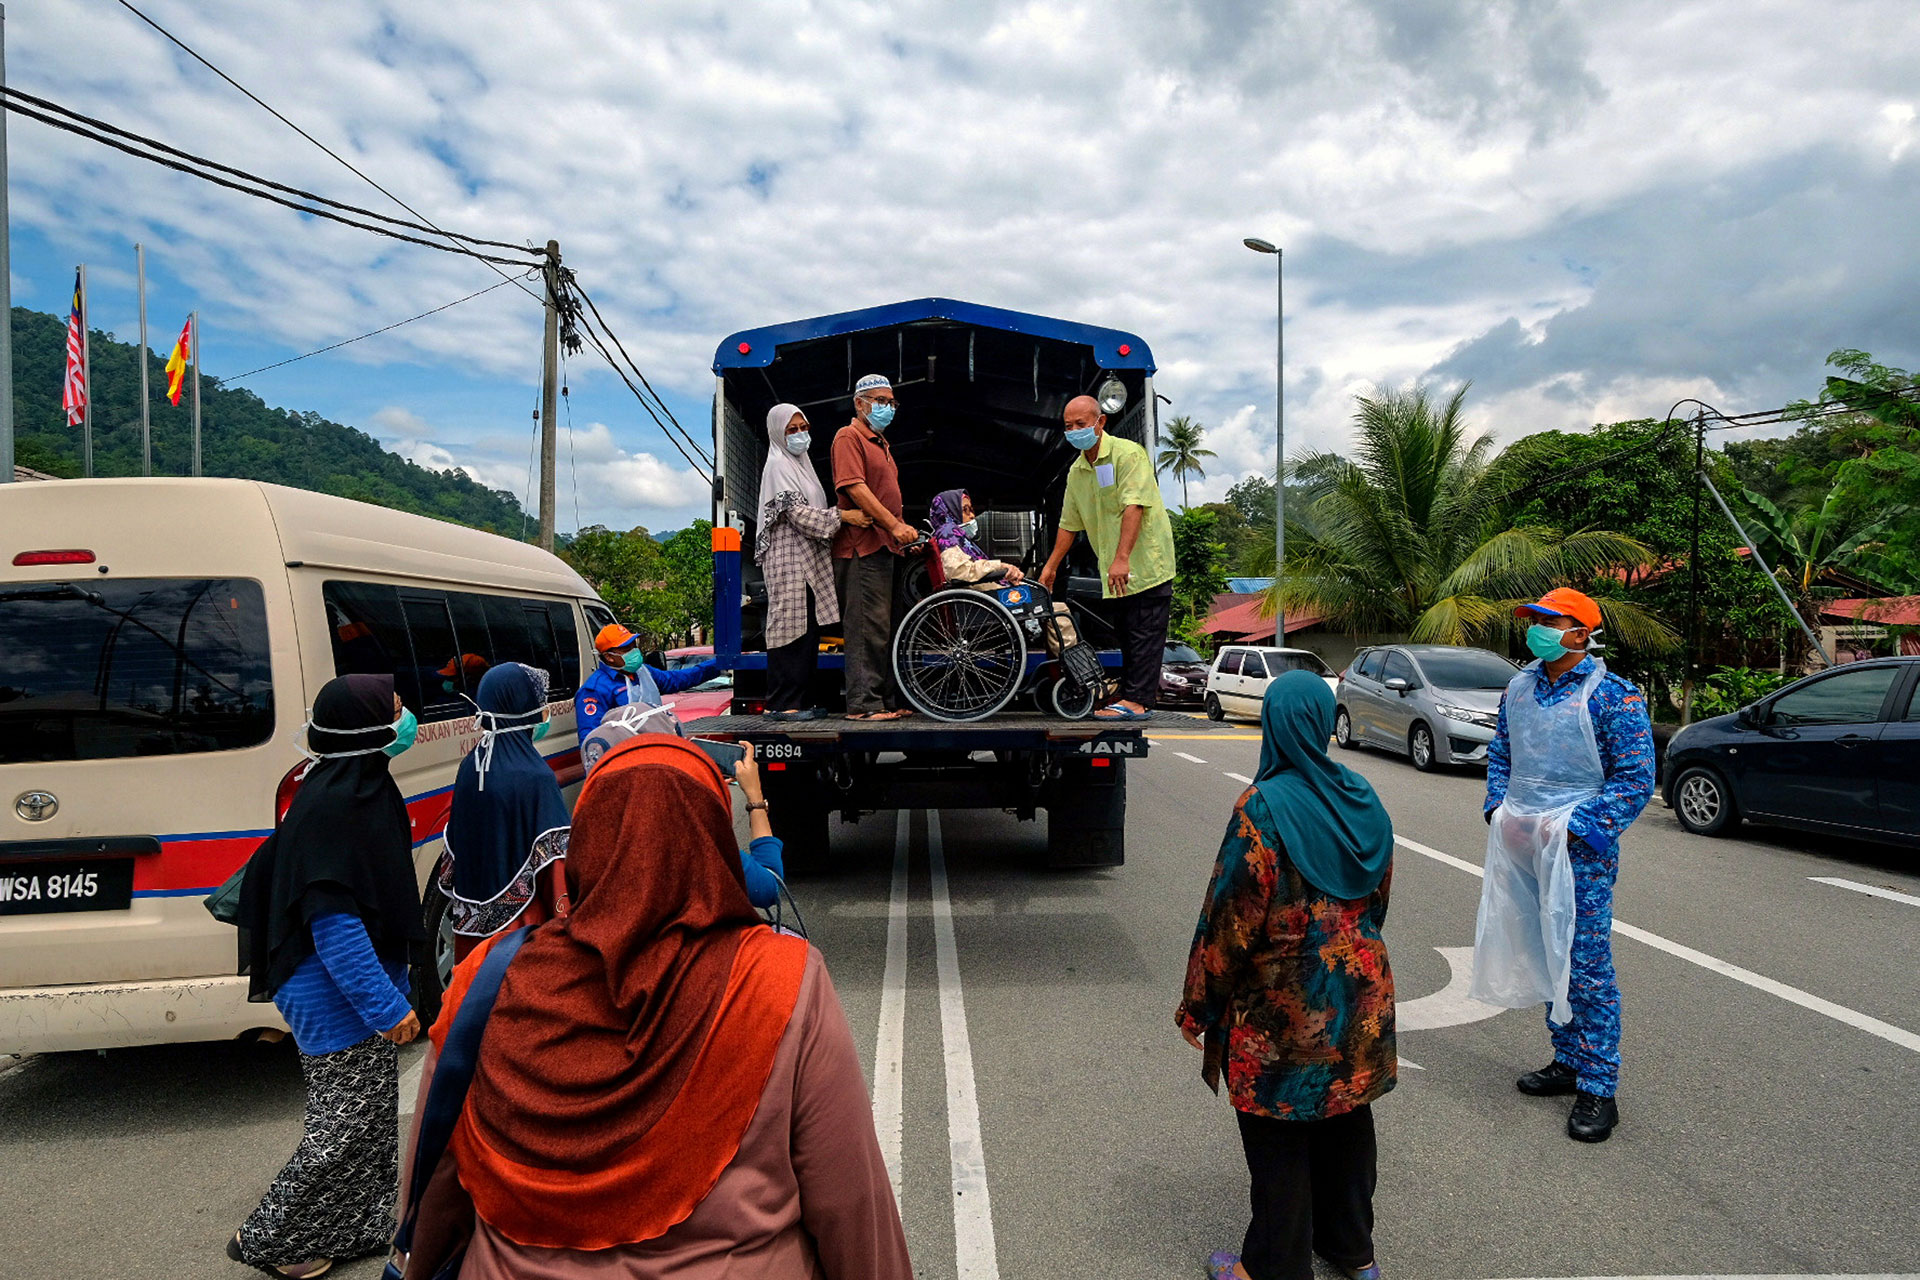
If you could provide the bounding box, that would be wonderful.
[682,708,1239,753]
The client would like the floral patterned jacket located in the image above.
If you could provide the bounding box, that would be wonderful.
[1177,792,1397,1121]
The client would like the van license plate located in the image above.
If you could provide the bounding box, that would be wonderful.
[0,859,136,915]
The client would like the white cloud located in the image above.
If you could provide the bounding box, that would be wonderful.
[7,0,1917,539]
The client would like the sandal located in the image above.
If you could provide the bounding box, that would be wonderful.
[1092,703,1150,721]
[1205,1250,1244,1280]
[229,1232,334,1278]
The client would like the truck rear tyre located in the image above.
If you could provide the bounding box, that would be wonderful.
[1045,757,1126,868]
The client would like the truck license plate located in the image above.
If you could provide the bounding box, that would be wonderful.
[752,740,806,760]
[0,858,136,916]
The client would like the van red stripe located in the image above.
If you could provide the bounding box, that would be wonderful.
[133,747,586,895]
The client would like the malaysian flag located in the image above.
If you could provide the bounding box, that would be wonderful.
[62,270,88,427]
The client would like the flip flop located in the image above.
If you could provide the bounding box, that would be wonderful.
[1205,1250,1243,1280]
[1093,703,1150,721]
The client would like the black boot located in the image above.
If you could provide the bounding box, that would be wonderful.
[1567,1091,1619,1142]
[1516,1061,1578,1096]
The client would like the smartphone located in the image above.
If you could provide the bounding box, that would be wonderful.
[691,737,748,776]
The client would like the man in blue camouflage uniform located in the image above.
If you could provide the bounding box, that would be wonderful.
[1485,588,1655,1143]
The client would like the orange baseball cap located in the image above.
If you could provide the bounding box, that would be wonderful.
[1514,588,1602,630]
[593,622,638,653]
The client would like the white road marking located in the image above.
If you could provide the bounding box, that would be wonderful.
[1810,876,1920,908]
[1398,1057,1425,1071]
[927,811,1001,1280]
[1396,836,1920,1055]
[1176,751,1209,764]
[872,809,911,1210]
[1397,946,1505,1031]
[1224,772,1253,785]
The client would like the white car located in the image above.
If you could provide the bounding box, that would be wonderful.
[1204,645,1340,722]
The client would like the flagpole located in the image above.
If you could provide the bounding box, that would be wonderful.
[79,264,93,476]
[0,4,13,485]
[137,242,151,475]
[190,311,201,477]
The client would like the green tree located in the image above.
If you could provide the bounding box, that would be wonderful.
[9,306,527,532]
[1273,384,1678,652]
[1155,415,1216,509]
[1168,507,1230,647]
[660,521,717,644]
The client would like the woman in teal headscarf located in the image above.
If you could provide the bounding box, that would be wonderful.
[1178,669,1397,1280]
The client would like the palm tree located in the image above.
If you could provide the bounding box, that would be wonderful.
[1736,474,1908,628]
[1269,384,1678,651]
[1156,415,1216,509]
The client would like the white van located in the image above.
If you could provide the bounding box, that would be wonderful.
[1203,644,1340,722]
[0,478,613,1054]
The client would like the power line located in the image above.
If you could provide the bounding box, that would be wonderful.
[569,284,714,471]
[1,91,541,266]
[110,0,542,304]
[219,273,531,383]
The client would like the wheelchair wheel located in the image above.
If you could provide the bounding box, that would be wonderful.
[1049,676,1098,720]
[892,588,1028,722]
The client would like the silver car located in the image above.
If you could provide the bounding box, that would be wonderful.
[1334,644,1517,771]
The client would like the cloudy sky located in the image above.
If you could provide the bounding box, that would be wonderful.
[10,0,1917,533]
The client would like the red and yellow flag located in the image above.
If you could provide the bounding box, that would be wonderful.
[164,316,192,406]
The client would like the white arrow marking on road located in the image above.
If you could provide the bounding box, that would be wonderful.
[1397,946,1506,1032]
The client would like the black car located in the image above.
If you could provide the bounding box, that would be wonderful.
[1662,655,1920,848]
[1159,643,1211,707]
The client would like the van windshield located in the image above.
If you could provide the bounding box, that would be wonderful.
[0,578,274,763]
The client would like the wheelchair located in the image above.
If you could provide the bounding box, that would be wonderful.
[888,538,1110,722]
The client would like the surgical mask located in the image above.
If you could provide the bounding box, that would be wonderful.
[383,707,419,758]
[531,719,551,742]
[866,402,896,432]
[959,518,978,538]
[621,649,646,675]
[1064,426,1098,451]
[784,431,811,455]
[1525,623,1576,662]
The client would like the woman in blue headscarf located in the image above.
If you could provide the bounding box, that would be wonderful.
[440,663,572,961]
[1178,669,1397,1280]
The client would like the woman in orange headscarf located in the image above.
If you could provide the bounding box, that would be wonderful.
[396,734,909,1279]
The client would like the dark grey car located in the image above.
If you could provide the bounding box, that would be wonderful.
[1335,644,1518,771]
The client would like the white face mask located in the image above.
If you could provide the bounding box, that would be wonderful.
[785,431,811,455]
[959,518,978,537]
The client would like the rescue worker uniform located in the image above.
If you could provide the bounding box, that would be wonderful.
[575,624,722,744]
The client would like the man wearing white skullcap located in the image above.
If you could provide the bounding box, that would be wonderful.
[831,374,916,719]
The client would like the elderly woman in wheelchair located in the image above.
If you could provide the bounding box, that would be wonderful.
[888,489,1106,722]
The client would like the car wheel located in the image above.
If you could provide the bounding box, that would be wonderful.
[1409,722,1440,772]
[1334,707,1357,749]
[1205,693,1225,722]
[1673,765,1738,836]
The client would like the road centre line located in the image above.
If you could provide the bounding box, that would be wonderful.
[1810,876,1920,908]
[1392,836,1920,1055]
[927,811,1001,1280]
[872,810,911,1208]
[1175,751,1209,764]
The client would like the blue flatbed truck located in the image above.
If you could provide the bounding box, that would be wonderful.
[684,298,1235,868]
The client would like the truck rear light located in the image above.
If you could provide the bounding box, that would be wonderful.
[275,759,313,823]
[13,549,96,566]
[1091,757,1111,767]
[768,762,787,772]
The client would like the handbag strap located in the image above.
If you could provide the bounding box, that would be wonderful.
[391,926,531,1256]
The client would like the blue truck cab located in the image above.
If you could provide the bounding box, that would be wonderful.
[687,298,1212,869]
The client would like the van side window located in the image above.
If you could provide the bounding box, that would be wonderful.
[325,582,415,694]
[401,593,477,718]
[525,603,581,700]
[1218,650,1243,676]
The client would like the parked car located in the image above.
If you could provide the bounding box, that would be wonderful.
[1335,644,1517,771]
[1205,645,1340,722]
[1662,655,1919,847]
[664,645,736,720]
[1159,642,1211,708]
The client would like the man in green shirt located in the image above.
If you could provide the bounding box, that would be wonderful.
[1037,395,1177,720]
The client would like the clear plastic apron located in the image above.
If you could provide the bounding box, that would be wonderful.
[1469,659,1607,1025]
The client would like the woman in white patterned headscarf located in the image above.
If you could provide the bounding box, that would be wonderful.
[756,404,869,720]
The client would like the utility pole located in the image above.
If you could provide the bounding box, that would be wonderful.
[189,310,201,476]
[80,263,93,476]
[538,240,561,551]
[0,4,13,484]
[1681,411,1704,725]
[137,242,151,475]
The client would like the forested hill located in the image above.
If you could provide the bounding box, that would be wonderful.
[8,306,528,533]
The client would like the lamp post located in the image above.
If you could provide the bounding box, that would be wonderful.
[1244,237,1283,638]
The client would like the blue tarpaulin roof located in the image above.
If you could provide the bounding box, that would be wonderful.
[712,297,1156,375]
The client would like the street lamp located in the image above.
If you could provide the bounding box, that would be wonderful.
[1244,237,1283,639]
